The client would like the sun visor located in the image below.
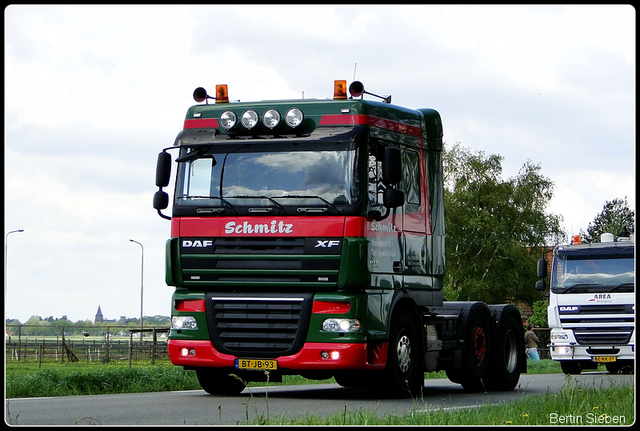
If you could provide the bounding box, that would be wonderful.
[173,126,366,149]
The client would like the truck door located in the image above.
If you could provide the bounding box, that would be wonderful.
[401,147,428,289]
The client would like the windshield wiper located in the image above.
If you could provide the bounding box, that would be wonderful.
[275,195,339,214]
[559,283,601,293]
[607,282,635,293]
[182,196,237,215]
[227,195,287,214]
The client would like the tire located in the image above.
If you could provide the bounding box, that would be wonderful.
[378,311,423,398]
[196,368,246,395]
[334,371,374,389]
[484,307,524,391]
[560,361,582,375]
[605,360,634,375]
[457,303,492,391]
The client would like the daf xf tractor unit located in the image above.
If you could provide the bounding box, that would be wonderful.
[153,80,526,397]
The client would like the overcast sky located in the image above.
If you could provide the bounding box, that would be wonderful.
[4,5,635,323]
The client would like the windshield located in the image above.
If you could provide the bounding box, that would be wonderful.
[551,255,635,293]
[175,142,360,215]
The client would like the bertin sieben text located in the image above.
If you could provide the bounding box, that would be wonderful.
[549,412,626,425]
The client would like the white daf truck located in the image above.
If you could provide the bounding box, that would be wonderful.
[536,233,635,374]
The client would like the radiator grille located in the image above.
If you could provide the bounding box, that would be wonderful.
[559,304,634,345]
[206,294,313,357]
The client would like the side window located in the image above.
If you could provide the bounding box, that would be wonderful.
[403,149,421,206]
[368,144,384,206]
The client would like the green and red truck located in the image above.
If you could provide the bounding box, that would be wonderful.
[153,80,525,397]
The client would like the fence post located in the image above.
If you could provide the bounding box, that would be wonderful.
[104,326,110,363]
[18,326,22,362]
[151,328,157,365]
[128,332,133,368]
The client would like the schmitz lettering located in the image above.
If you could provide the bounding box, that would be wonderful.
[224,220,293,235]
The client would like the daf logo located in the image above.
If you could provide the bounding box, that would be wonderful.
[315,240,340,248]
[559,306,579,312]
[182,240,213,248]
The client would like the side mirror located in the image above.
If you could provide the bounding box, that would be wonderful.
[535,279,547,292]
[153,190,169,211]
[536,258,547,279]
[156,152,172,188]
[383,188,404,209]
[382,147,402,185]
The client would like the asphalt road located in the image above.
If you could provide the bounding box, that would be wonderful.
[5,372,633,425]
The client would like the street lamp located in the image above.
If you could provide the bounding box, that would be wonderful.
[5,229,24,316]
[129,239,144,335]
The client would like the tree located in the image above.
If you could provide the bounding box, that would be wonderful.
[528,299,549,328]
[579,197,635,243]
[443,143,565,305]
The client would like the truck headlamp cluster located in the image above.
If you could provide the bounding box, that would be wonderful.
[219,108,303,131]
[322,318,361,333]
[550,331,569,340]
[172,316,198,330]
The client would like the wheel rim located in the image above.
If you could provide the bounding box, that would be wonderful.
[472,326,486,364]
[396,334,412,373]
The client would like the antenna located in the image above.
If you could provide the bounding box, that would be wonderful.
[353,63,358,82]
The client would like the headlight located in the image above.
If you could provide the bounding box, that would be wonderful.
[172,316,197,330]
[551,332,569,340]
[219,111,237,129]
[285,108,304,127]
[263,109,281,128]
[241,110,259,129]
[322,318,361,333]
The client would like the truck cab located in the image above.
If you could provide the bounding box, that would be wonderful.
[537,234,635,374]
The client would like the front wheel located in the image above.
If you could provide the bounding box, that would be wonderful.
[196,368,246,395]
[560,361,582,375]
[378,312,423,398]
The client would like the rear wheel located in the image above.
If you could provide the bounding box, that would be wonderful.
[456,304,492,391]
[196,368,246,395]
[484,307,524,391]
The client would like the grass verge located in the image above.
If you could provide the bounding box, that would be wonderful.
[3,359,565,399]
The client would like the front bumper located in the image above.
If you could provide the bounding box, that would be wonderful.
[168,339,388,371]
[550,343,635,361]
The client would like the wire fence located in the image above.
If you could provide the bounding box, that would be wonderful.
[5,325,170,366]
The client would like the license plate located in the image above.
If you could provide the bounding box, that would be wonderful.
[235,358,278,371]
[592,356,616,363]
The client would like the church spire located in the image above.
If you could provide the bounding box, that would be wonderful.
[94,305,104,324]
